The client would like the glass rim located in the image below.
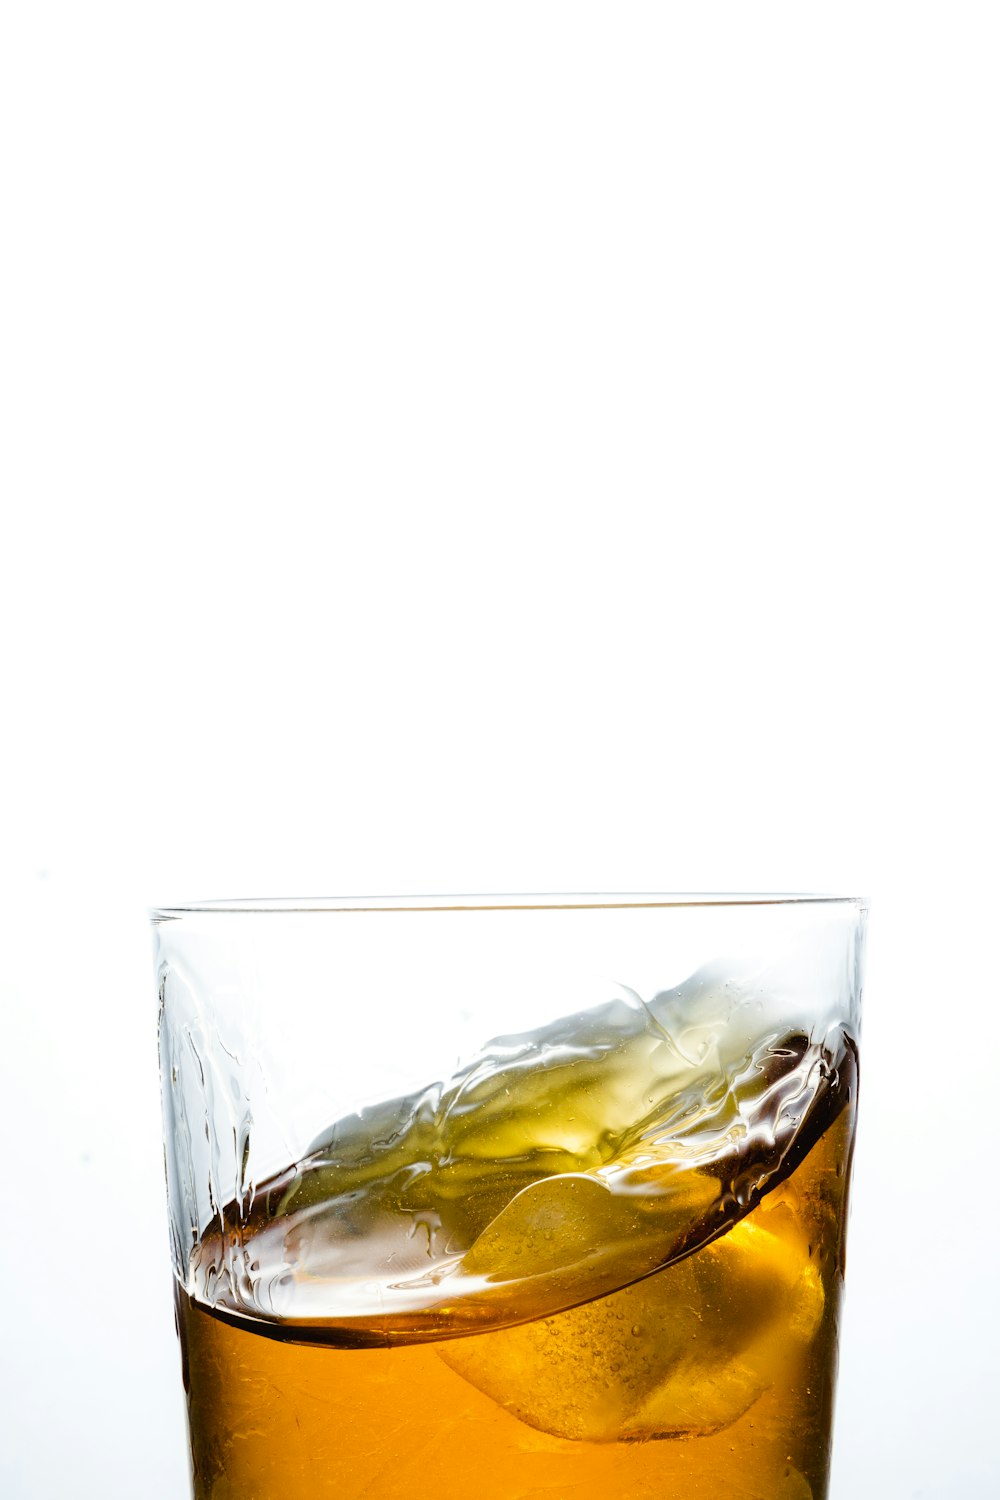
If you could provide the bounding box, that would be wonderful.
[151,892,868,922]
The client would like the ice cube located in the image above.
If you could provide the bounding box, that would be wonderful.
[439,1209,823,1443]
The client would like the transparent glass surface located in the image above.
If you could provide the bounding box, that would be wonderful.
[153,894,866,1500]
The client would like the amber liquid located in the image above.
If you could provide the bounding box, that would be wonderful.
[176,1107,853,1500]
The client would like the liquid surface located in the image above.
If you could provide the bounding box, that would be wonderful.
[189,974,856,1344]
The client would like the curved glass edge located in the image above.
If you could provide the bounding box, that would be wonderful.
[151,893,869,923]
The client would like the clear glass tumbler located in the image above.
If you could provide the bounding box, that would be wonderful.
[153,894,865,1500]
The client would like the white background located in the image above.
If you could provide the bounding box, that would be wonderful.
[0,5,997,1497]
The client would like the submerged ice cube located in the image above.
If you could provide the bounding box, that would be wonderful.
[440,1207,824,1442]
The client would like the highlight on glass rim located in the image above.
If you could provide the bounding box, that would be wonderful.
[154,894,866,1499]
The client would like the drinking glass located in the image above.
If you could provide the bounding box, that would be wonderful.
[153,894,865,1499]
